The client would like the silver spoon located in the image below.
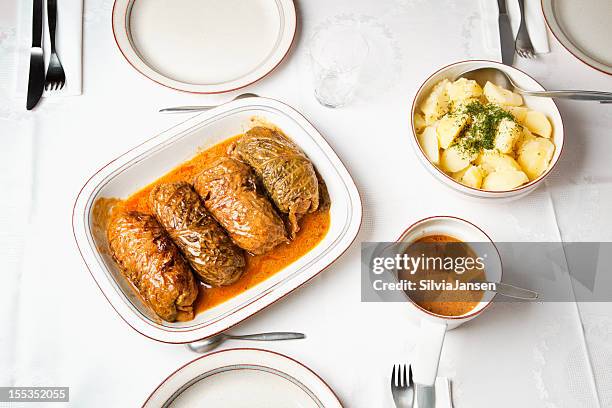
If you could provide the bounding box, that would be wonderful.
[159,93,259,113]
[186,331,305,353]
[456,68,612,103]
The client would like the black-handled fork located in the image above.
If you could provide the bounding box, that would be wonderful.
[45,0,66,91]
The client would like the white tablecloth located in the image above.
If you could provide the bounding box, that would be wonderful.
[1,0,611,407]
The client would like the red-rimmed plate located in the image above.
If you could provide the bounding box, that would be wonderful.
[143,349,343,407]
[112,0,297,93]
[542,0,612,75]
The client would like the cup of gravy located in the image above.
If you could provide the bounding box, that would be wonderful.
[396,216,502,388]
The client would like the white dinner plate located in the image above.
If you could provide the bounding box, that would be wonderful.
[542,0,612,75]
[112,0,297,93]
[143,349,343,407]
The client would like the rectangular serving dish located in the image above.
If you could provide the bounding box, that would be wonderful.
[72,97,362,343]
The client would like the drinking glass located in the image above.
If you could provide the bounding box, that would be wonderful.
[309,26,369,108]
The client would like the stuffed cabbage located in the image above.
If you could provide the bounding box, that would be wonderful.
[193,157,287,255]
[107,211,198,322]
[149,182,245,287]
[231,126,319,237]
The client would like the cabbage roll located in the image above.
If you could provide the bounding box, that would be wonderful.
[194,157,287,255]
[149,182,245,287]
[107,211,198,322]
[232,126,319,237]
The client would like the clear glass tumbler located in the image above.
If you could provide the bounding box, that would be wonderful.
[309,26,369,108]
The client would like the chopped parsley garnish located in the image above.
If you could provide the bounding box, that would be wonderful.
[449,101,516,156]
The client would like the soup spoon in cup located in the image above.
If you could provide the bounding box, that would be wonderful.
[477,280,538,300]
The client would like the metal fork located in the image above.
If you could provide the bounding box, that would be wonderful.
[391,364,414,408]
[44,0,66,91]
[515,0,535,59]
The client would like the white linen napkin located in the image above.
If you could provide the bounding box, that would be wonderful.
[480,0,550,58]
[434,377,453,408]
[0,119,34,386]
[15,0,83,97]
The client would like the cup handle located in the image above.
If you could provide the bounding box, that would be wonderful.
[412,319,447,386]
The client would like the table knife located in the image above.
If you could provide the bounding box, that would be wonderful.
[497,0,515,65]
[27,0,45,110]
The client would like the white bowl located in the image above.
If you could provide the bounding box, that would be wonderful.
[396,215,502,322]
[410,60,564,200]
[72,97,362,343]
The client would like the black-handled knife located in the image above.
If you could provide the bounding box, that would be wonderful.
[27,0,45,110]
[497,0,515,65]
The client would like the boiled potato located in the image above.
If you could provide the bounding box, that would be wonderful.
[421,79,451,124]
[517,136,555,180]
[437,113,470,149]
[447,78,483,102]
[482,169,529,191]
[483,81,523,106]
[503,106,528,123]
[452,166,469,181]
[524,110,552,139]
[455,96,480,106]
[452,98,482,115]
[476,151,521,174]
[418,126,440,165]
[440,145,476,173]
[515,127,537,152]
[414,112,426,133]
[418,76,555,192]
[458,165,483,189]
[494,118,522,154]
